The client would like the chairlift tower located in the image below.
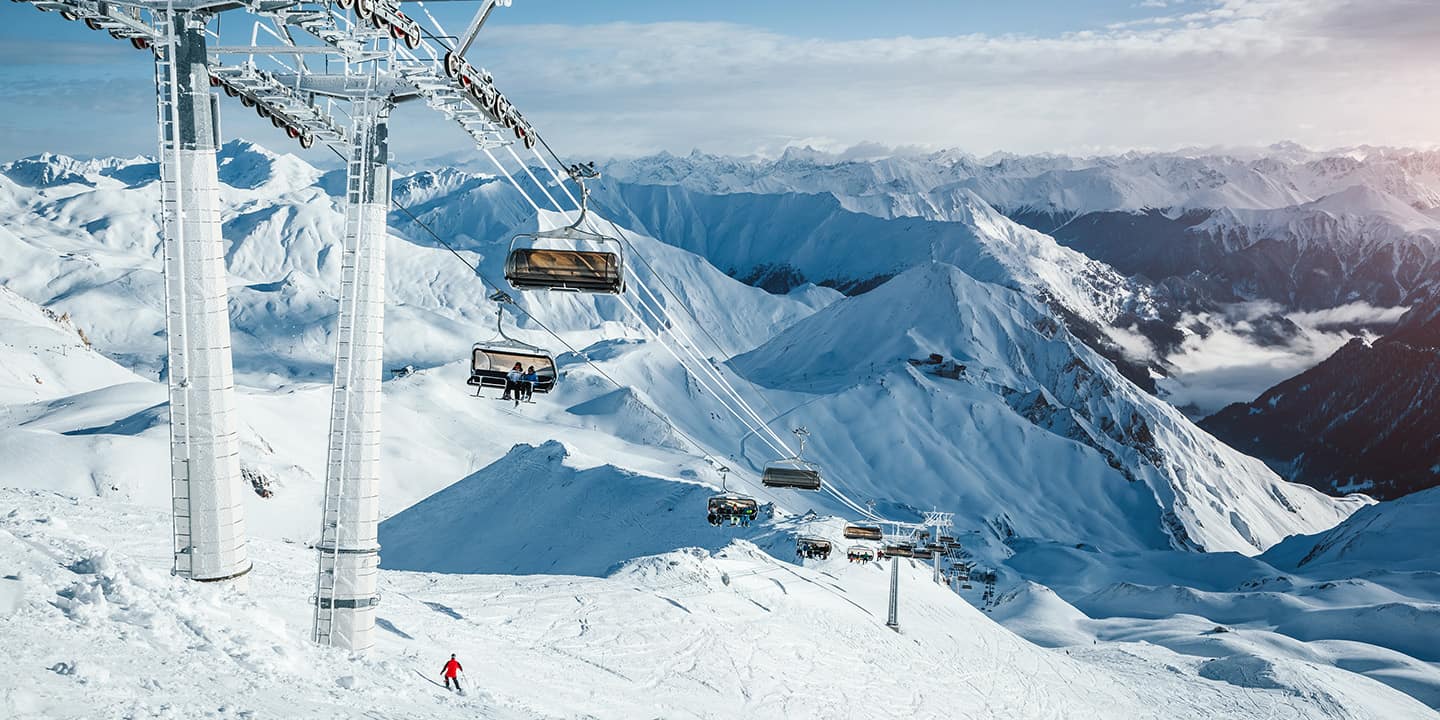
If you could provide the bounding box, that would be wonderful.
[200,0,523,651]
[17,0,542,652]
[886,553,900,632]
[922,511,953,585]
[12,0,265,586]
[312,98,392,651]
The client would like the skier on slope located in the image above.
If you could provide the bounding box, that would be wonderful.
[442,653,463,691]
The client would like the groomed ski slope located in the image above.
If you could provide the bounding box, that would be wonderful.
[3,487,1434,720]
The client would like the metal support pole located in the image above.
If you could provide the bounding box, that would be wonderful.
[157,8,250,586]
[886,555,900,632]
[313,99,390,652]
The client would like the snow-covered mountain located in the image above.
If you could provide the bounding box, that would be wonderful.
[591,145,1440,415]
[0,141,1351,554]
[730,263,1361,554]
[5,138,1434,716]
[1202,294,1440,500]
[604,145,1440,218]
[602,147,1440,313]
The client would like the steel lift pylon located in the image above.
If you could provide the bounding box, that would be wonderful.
[156,7,251,586]
[12,0,265,586]
[312,99,390,651]
[17,0,618,654]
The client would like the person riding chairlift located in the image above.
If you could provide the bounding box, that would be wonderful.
[521,365,540,402]
[501,362,524,405]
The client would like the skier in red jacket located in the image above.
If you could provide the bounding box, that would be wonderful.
[442,654,463,690]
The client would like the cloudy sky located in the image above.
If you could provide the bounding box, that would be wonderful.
[1,0,1437,162]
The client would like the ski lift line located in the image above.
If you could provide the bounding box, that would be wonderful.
[528,148,800,459]
[620,264,797,458]
[361,149,738,484]
[617,259,794,453]
[613,292,789,461]
[615,275,803,473]
[616,288,880,520]
[532,145,771,409]
[481,147,542,213]
[503,144,570,221]
[608,293,797,510]
[608,228,893,526]
[421,111,911,531]
[525,151,905,530]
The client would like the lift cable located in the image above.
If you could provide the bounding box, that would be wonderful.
[325,142,798,511]
[517,147,891,524]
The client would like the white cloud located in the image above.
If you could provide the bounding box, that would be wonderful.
[4,0,1438,163]
[418,0,1440,160]
[1156,299,1402,416]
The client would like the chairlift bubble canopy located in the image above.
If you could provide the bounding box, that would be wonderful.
[504,189,625,295]
[761,464,822,490]
[707,494,758,517]
[843,524,883,541]
[468,344,557,392]
[468,302,557,393]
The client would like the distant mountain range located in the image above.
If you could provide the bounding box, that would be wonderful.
[1203,293,1440,501]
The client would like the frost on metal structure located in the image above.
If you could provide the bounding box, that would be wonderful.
[156,10,251,585]
[312,100,390,652]
[922,511,953,585]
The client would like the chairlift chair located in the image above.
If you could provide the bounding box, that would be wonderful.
[761,427,823,491]
[707,493,758,519]
[504,175,625,295]
[883,543,915,558]
[843,524,883,541]
[912,547,935,559]
[796,536,832,559]
[468,300,557,395]
[846,545,876,562]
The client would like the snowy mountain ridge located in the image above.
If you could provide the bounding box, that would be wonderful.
[603,144,1440,215]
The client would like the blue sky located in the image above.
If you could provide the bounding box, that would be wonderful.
[1,0,1436,162]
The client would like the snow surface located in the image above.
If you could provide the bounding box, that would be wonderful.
[4,486,1435,720]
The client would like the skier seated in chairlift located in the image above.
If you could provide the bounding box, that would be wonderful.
[501,362,525,404]
[521,366,540,401]
[708,512,720,527]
